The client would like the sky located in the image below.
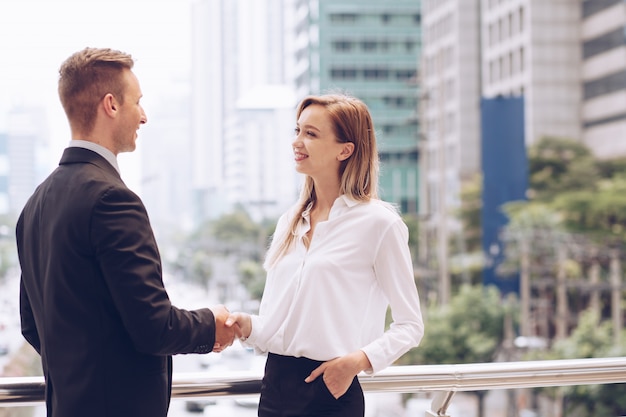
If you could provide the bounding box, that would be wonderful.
[0,0,195,190]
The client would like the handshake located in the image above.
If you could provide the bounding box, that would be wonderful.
[210,305,252,352]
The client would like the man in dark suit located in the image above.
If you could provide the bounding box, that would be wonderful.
[15,47,237,417]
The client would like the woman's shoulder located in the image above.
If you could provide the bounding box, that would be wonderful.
[352,198,402,223]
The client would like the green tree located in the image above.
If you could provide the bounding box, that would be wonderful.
[450,174,484,285]
[550,175,626,244]
[458,174,482,253]
[523,136,626,243]
[402,213,420,264]
[527,137,599,201]
[238,259,266,301]
[400,285,506,417]
[526,309,626,416]
[212,209,260,244]
[595,156,626,179]
[171,208,275,300]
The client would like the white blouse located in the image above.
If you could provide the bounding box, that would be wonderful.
[245,195,424,374]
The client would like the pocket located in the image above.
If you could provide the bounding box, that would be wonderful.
[316,376,339,401]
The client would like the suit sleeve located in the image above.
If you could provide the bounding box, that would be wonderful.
[91,184,216,355]
[19,275,41,354]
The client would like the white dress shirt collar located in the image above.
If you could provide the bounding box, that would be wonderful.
[301,195,360,219]
[68,140,120,174]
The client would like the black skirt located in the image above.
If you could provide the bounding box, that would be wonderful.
[258,353,365,417]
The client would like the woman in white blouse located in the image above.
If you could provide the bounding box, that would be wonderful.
[226,93,424,417]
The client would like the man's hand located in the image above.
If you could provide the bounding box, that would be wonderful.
[210,305,238,352]
[304,350,371,399]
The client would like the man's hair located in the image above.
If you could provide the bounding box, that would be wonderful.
[58,47,134,135]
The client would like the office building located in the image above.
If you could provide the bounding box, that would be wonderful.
[580,0,626,157]
[419,0,482,300]
[421,0,583,296]
[140,79,196,236]
[482,0,581,145]
[191,0,298,223]
[6,106,49,215]
[224,85,299,223]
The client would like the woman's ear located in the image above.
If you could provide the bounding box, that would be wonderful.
[338,142,355,161]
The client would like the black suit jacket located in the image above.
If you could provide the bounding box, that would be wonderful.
[16,147,216,417]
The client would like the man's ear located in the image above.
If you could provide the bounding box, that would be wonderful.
[102,93,118,118]
[338,142,355,161]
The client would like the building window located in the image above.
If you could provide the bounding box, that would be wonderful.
[583,112,626,128]
[330,13,357,23]
[582,0,623,18]
[583,69,626,100]
[330,68,357,80]
[361,40,377,52]
[445,79,455,101]
[501,56,508,78]
[583,27,626,59]
[333,40,353,52]
[364,69,389,80]
[396,69,416,81]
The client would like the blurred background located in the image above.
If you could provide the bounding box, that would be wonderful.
[1,0,626,416]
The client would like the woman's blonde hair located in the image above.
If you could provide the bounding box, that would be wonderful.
[265,93,380,268]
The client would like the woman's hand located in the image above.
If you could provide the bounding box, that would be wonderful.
[304,350,371,399]
[224,312,252,342]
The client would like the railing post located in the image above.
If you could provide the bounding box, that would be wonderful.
[425,391,456,417]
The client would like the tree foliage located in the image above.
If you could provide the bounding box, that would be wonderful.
[172,208,264,288]
[526,309,626,416]
[398,284,506,417]
[522,136,626,244]
[527,137,599,201]
[401,284,505,366]
[211,209,261,245]
[550,176,626,244]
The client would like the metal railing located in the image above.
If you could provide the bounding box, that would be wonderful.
[2,357,626,416]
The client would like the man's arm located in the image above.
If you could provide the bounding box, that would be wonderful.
[19,277,41,354]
